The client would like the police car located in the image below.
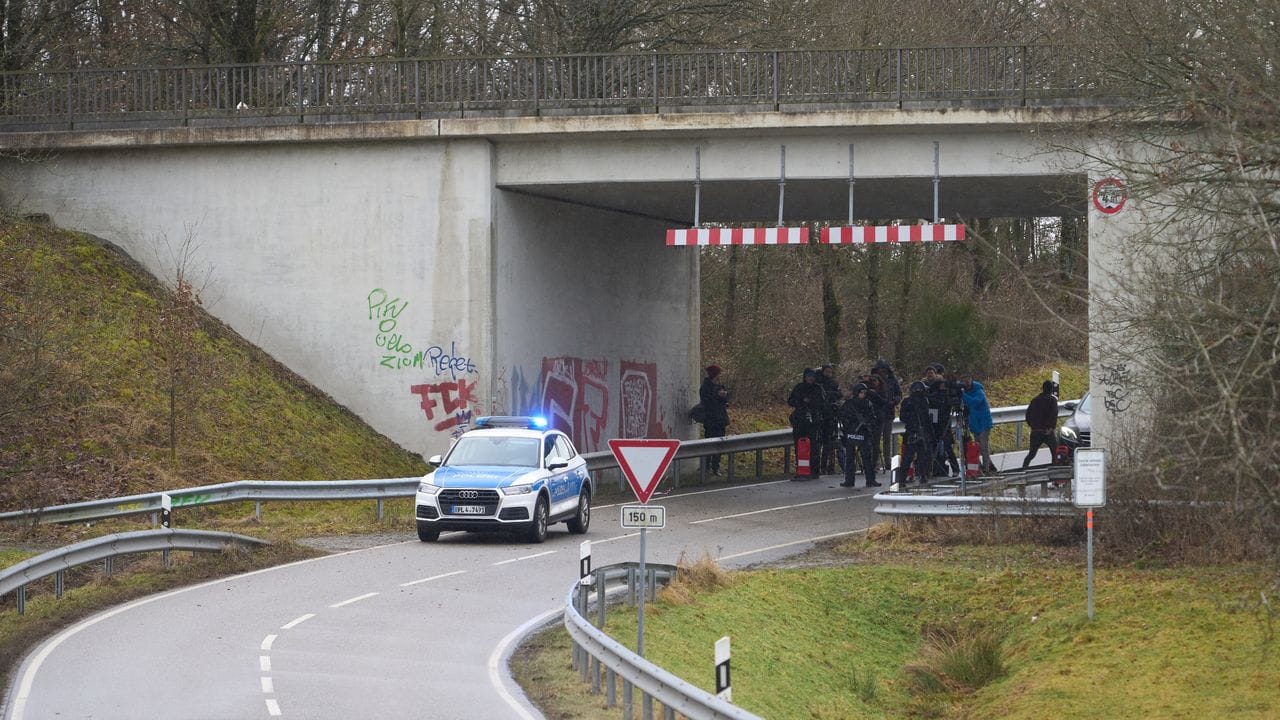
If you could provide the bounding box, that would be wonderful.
[414,416,593,543]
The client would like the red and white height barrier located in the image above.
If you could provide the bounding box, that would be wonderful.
[667,224,965,246]
[666,227,809,246]
[821,223,965,244]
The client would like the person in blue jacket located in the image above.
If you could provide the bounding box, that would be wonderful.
[960,373,998,473]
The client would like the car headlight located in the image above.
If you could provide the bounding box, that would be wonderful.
[1059,426,1077,441]
[417,480,442,495]
[501,484,534,495]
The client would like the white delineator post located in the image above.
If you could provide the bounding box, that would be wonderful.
[715,636,732,702]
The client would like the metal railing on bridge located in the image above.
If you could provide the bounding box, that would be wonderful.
[0,46,1128,132]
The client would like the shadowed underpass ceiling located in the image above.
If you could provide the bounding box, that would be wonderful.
[502,175,1086,225]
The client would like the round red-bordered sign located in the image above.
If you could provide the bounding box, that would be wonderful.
[1092,178,1127,215]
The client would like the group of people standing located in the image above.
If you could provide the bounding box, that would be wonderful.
[697,360,1056,487]
[785,360,1000,488]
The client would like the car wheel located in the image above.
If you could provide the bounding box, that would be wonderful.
[566,490,591,534]
[417,523,440,542]
[525,496,549,544]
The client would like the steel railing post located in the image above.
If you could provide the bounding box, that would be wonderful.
[652,52,659,111]
[414,59,421,118]
[296,62,304,123]
[606,667,617,707]
[65,70,74,130]
[896,48,903,108]
[1020,45,1028,106]
[623,680,634,719]
[16,585,24,615]
[376,498,384,521]
[771,50,780,108]
[55,570,64,598]
[755,449,763,477]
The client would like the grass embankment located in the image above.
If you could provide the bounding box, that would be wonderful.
[0,216,429,695]
[515,534,1278,720]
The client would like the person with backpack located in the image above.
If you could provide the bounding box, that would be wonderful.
[787,368,827,479]
[838,383,880,488]
[1021,379,1060,469]
[896,381,935,486]
[698,365,730,474]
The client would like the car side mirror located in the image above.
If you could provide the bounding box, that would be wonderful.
[548,461,569,471]
[1063,402,1077,411]
[427,454,443,466]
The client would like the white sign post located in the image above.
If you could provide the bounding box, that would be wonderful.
[715,636,732,701]
[1073,448,1106,620]
[608,438,680,658]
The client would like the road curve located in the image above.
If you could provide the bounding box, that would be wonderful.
[4,474,884,720]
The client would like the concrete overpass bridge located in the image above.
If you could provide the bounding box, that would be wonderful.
[0,47,1137,457]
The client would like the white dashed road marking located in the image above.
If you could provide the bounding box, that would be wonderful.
[259,656,271,672]
[400,569,466,587]
[689,496,852,524]
[280,613,315,630]
[260,635,276,651]
[329,592,379,608]
[719,529,868,561]
[265,698,282,716]
[492,550,556,566]
[261,677,274,694]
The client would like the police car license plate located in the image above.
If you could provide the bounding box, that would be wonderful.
[452,505,486,515]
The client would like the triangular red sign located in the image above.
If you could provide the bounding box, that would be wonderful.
[609,438,680,504]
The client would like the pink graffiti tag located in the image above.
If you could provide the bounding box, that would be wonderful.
[540,356,609,452]
[411,379,478,432]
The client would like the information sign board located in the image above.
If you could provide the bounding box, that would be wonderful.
[1073,447,1106,507]
[620,505,666,529]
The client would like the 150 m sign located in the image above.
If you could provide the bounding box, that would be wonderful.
[620,505,666,529]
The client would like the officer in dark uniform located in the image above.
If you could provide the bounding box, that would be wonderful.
[838,383,880,488]
[897,381,935,485]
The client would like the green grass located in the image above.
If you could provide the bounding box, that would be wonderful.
[524,540,1278,720]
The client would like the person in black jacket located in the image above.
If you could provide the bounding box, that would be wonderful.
[838,383,880,488]
[923,363,961,477]
[817,363,841,474]
[871,359,902,472]
[896,381,935,485]
[787,368,827,479]
[699,365,730,474]
[1021,379,1060,468]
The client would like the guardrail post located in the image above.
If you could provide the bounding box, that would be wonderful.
[103,556,114,577]
[16,585,25,615]
[784,445,792,474]
[664,705,675,720]
[755,449,763,477]
[643,693,654,720]
[606,667,617,707]
[596,573,607,627]
[376,498,384,521]
[1016,424,1023,448]
[255,502,262,521]
[727,452,735,482]
[55,570,64,598]
[622,680,634,720]
[163,548,171,567]
[592,654,601,694]
[627,566,637,605]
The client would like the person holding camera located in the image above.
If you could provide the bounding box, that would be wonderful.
[699,365,730,475]
[787,368,827,479]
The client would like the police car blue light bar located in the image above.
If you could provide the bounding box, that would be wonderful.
[474,416,548,429]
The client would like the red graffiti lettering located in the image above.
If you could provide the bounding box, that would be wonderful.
[410,378,477,422]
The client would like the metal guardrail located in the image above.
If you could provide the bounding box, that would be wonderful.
[565,561,761,720]
[0,528,269,614]
[0,400,1077,526]
[0,46,1127,131]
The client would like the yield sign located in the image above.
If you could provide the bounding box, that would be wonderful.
[609,438,680,504]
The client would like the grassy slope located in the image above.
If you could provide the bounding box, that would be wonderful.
[520,541,1278,720]
[0,217,427,522]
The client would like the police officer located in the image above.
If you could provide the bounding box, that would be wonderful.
[897,381,935,485]
[787,368,827,479]
[838,383,880,488]
[817,363,841,475]
[923,363,961,478]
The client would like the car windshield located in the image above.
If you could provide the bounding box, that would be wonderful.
[1078,391,1091,415]
[445,436,540,467]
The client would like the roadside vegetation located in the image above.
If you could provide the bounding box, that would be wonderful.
[515,530,1279,720]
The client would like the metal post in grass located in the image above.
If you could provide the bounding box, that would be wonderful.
[1073,448,1106,621]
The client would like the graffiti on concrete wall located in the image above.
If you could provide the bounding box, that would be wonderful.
[1098,361,1132,415]
[410,378,483,437]
[368,288,479,377]
[619,360,660,438]
[542,357,609,452]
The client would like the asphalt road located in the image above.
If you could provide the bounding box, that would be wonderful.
[3,474,888,720]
